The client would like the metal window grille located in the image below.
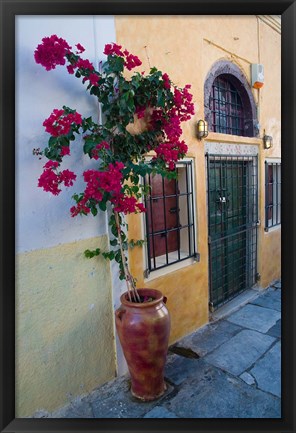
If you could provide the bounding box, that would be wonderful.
[209,76,245,136]
[144,161,196,274]
[265,161,281,230]
[206,154,258,310]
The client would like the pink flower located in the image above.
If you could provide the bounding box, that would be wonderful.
[77,58,94,71]
[60,146,70,156]
[135,105,146,119]
[89,73,101,86]
[104,44,142,70]
[60,169,76,187]
[38,160,76,195]
[124,52,142,71]
[113,195,146,214]
[43,160,59,169]
[153,140,188,168]
[91,141,110,160]
[162,73,171,89]
[67,64,76,74]
[75,43,85,54]
[104,43,124,57]
[70,197,91,217]
[43,108,82,137]
[34,35,71,71]
[38,166,61,195]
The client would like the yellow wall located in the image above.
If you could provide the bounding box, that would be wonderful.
[116,15,281,341]
[15,235,116,416]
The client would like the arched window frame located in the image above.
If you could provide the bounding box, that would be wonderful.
[204,61,258,138]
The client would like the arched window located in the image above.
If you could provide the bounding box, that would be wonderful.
[210,75,244,136]
[204,61,258,138]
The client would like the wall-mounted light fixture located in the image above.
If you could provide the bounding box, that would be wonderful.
[263,134,273,149]
[197,120,208,140]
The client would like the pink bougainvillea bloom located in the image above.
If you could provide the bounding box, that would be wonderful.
[162,73,171,89]
[60,169,77,187]
[76,58,94,71]
[124,52,142,71]
[88,73,101,86]
[43,108,82,137]
[135,105,146,119]
[34,34,71,71]
[38,161,61,195]
[112,195,146,214]
[75,43,85,54]
[67,64,76,74]
[91,141,110,159]
[60,146,70,156]
[104,43,124,57]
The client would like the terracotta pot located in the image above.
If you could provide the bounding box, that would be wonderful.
[115,288,171,401]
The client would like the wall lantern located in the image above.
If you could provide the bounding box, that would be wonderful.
[263,134,273,149]
[197,120,208,140]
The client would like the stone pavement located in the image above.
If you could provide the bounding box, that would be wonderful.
[35,280,281,419]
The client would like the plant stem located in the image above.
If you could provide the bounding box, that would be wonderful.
[113,211,141,303]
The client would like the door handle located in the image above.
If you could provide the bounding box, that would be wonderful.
[169,207,178,214]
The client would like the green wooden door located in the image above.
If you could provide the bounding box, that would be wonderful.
[207,155,258,310]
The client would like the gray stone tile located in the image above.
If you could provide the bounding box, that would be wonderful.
[267,319,281,338]
[240,372,256,386]
[89,377,174,418]
[226,304,281,333]
[250,341,281,398]
[204,329,275,376]
[165,354,202,385]
[250,290,281,312]
[164,361,280,418]
[50,401,94,418]
[144,406,179,418]
[176,320,242,356]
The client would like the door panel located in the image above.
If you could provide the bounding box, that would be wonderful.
[207,155,258,309]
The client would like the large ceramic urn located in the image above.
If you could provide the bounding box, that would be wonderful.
[115,288,171,401]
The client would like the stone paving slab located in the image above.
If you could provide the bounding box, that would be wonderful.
[250,289,281,312]
[144,406,179,418]
[50,397,94,418]
[226,303,281,333]
[250,341,281,398]
[174,319,242,356]
[267,319,281,338]
[203,329,276,376]
[165,354,202,385]
[86,375,174,418]
[163,360,281,418]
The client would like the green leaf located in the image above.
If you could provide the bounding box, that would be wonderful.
[110,238,118,247]
[84,248,101,258]
[48,136,58,147]
[157,89,165,107]
[98,201,107,212]
[115,250,122,263]
[91,207,98,216]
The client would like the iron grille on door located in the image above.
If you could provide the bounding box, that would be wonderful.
[206,154,258,310]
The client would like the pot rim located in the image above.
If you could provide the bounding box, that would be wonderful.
[120,288,164,307]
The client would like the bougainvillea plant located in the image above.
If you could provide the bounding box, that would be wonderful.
[34,34,195,302]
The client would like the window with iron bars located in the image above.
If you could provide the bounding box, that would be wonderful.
[144,160,196,274]
[265,161,281,230]
[209,75,245,136]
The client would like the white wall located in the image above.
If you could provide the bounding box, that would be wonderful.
[15,16,116,253]
[16,15,129,378]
